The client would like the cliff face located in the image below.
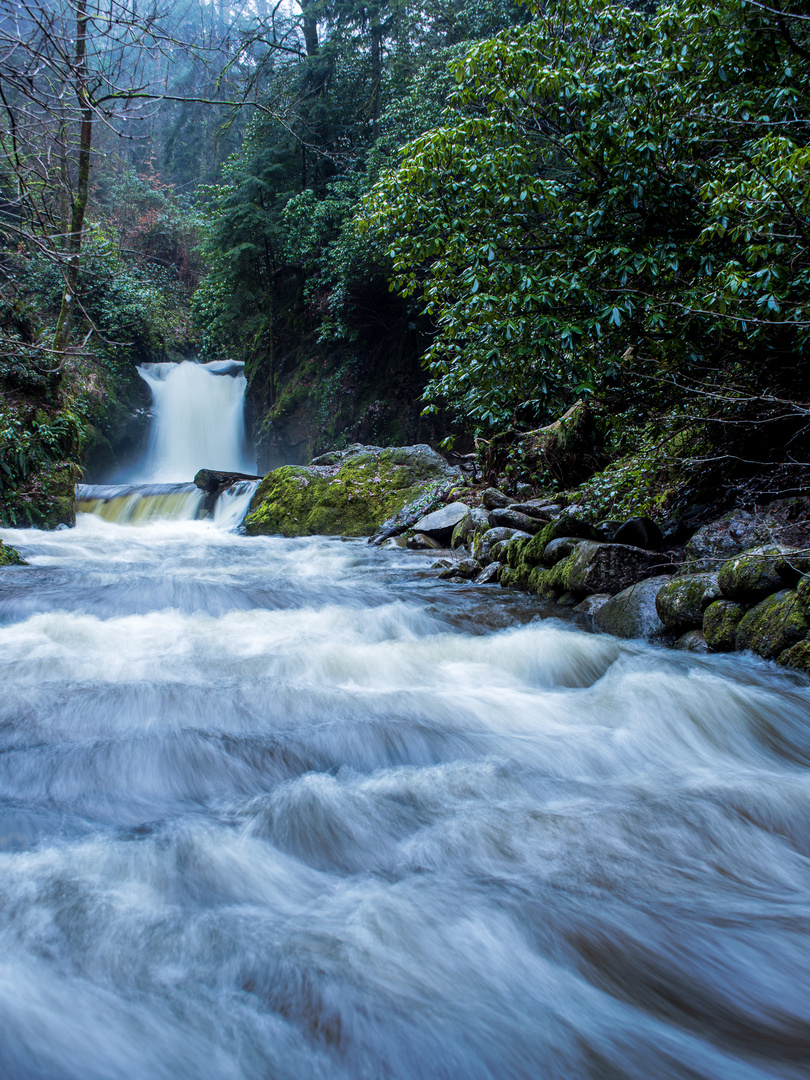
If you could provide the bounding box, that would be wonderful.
[244,290,450,474]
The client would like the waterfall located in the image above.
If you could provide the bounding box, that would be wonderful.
[135,360,256,483]
[77,359,258,526]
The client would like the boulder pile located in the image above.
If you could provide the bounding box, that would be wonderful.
[383,486,810,673]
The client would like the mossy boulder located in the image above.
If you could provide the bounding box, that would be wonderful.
[655,573,721,632]
[244,444,461,537]
[593,576,673,641]
[451,507,489,549]
[778,639,810,674]
[0,539,26,566]
[702,599,747,652]
[471,526,515,564]
[555,541,672,598]
[522,515,600,566]
[735,590,809,660]
[506,536,531,569]
[717,547,787,603]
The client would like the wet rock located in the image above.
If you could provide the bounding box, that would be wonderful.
[472,526,515,564]
[675,630,711,654]
[382,536,408,549]
[499,566,518,587]
[593,576,673,641]
[685,509,768,570]
[562,541,673,597]
[439,558,480,580]
[408,532,445,550]
[522,515,601,566]
[507,536,532,568]
[475,563,501,584]
[451,507,489,549]
[556,591,579,607]
[655,574,722,632]
[717,547,786,603]
[798,575,810,612]
[507,501,557,520]
[543,537,584,566]
[488,507,544,534]
[430,558,454,570]
[482,488,511,510]
[573,593,612,617]
[595,520,624,541]
[778,639,810,673]
[702,599,747,652]
[611,517,664,551]
[246,444,462,537]
[413,501,471,543]
[194,468,261,493]
[0,540,26,566]
[489,533,531,565]
[735,590,809,660]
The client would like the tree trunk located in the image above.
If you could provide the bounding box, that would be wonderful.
[53,0,91,356]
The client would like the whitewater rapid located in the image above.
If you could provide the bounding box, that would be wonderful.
[1,514,809,1079]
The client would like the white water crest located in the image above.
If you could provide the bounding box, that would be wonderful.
[136,359,256,483]
[1,516,810,1079]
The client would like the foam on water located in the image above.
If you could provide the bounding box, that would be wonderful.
[1,517,809,1079]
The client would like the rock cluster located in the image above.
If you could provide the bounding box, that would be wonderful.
[399,488,810,673]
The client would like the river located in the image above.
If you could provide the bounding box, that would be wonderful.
[1,362,809,1079]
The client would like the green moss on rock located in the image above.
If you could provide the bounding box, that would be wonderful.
[0,539,26,566]
[735,590,808,660]
[522,515,599,566]
[702,599,747,651]
[778,639,810,673]
[655,573,721,632]
[717,548,785,603]
[244,444,459,537]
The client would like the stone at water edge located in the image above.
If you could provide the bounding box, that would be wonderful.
[573,593,612,617]
[717,547,787,603]
[451,507,490,549]
[475,563,501,584]
[702,599,747,652]
[408,532,445,550]
[244,444,462,537]
[0,540,27,566]
[593,575,674,641]
[438,558,481,580]
[412,502,471,543]
[735,590,808,660]
[562,541,674,597]
[655,574,722,633]
[675,630,711,654]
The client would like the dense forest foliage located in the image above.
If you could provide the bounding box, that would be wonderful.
[1,0,808,524]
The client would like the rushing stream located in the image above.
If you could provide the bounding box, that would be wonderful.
[2,362,810,1078]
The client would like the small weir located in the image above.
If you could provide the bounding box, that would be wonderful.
[77,358,258,526]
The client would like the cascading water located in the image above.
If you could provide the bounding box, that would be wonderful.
[136,359,255,483]
[76,359,257,526]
